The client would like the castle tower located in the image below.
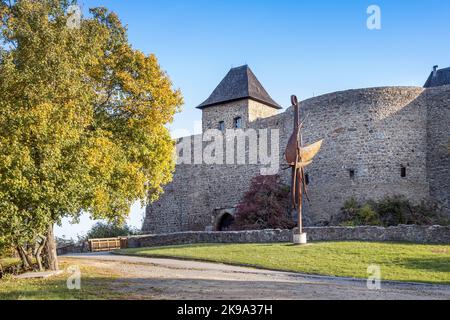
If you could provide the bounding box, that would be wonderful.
[424,65,450,88]
[424,65,450,216]
[197,65,281,132]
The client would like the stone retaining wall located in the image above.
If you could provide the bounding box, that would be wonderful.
[305,225,450,244]
[128,225,450,248]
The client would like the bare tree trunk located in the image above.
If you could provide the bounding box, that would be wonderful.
[44,224,59,271]
[35,253,43,271]
[16,246,29,269]
[34,236,47,272]
[17,245,33,270]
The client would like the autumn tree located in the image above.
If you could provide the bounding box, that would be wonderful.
[232,175,295,231]
[0,0,182,270]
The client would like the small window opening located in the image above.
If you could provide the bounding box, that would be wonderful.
[349,169,355,179]
[218,121,225,132]
[401,166,406,178]
[305,173,310,185]
[234,117,242,129]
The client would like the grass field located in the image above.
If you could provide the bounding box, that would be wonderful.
[1,242,449,300]
[117,242,450,285]
[0,260,124,300]
[0,257,20,269]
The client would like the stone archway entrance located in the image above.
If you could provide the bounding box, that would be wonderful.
[217,213,235,231]
[213,208,236,231]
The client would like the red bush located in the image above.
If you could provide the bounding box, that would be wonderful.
[232,175,295,230]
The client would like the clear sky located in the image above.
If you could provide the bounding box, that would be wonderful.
[56,0,450,239]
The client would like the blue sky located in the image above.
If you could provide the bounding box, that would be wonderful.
[56,0,450,239]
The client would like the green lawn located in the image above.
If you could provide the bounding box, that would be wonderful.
[0,260,124,300]
[117,242,450,285]
[0,257,21,269]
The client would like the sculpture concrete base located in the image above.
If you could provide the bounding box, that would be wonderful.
[293,233,308,245]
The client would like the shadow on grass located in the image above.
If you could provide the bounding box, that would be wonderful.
[120,243,305,253]
[120,243,236,252]
[0,275,123,300]
[402,256,450,273]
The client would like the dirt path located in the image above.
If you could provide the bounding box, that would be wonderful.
[62,253,450,300]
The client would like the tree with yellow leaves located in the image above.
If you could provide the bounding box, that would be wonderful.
[0,0,182,270]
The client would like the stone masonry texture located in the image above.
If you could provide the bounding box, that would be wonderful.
[129,226,450,247]
[143,85,450,234]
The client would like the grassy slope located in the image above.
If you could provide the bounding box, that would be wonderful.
[117,242,450,285]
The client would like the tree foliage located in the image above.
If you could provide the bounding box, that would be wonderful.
[86,222,138,239]
[232,175,295,231]
[0,0,182,270]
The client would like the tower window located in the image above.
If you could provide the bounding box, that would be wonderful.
[234,117,242,129]
[218,121,225,132]
[305,173,310,185]
[349,169,355,179]
[401,166,406,178]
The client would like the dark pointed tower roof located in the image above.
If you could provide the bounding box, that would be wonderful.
[197,65,282,109]
[424,66,450,88]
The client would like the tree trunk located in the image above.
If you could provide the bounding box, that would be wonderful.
[17,245,32,270]
[16,246,29,269]
[44,224,59,271]
[36,252,43,271]
[34,236,47,272]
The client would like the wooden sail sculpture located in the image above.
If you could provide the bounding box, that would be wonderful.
[285,95,323,244]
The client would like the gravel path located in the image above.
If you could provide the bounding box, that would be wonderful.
[62,253,450,300]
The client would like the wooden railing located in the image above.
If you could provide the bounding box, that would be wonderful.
[88,237,128,252]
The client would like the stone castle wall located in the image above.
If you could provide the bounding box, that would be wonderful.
[425,85,450,215]
[143,86,450,234]
[296,87,430,224]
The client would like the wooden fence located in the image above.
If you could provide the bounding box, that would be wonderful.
[88,237,128,252]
